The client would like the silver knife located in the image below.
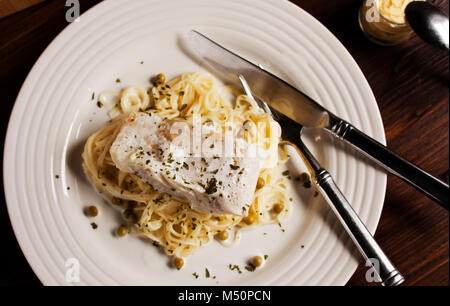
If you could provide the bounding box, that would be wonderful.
[188,30,449,209]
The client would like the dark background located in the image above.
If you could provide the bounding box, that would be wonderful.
[0,0,448,286]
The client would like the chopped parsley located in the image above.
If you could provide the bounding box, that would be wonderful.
[228,264,242,274]
[244,263,256,272]
[230,164,240,170]
[204,178,218,195]
[166,153,175,164]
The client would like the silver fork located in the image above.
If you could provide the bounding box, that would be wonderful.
[239,75,404,286]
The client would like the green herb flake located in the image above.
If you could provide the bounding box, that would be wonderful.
[204,178,218,195]
[230,164,240,170]
[228,264,242,274]
[245,263,256,272]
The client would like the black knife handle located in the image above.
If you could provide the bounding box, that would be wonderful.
[328,118,449,209]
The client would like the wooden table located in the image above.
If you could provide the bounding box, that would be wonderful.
[0,0,448,286]
[0,0,44,19]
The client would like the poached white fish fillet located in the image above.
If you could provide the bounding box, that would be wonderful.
[110,112,263,216]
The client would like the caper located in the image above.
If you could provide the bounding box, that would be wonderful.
[272,203,284,214]
[242,215,255,225]
[297,172,310,185]
[256,177,265,190]
[252,256,263,268]
[215,231,229,241]
[117,226,128,237]
[155,73,166,85]
[173,257,184,270]
[87,206,98,217]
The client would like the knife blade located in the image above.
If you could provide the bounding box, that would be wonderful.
[188,30,330,128]
[188,30,449,208]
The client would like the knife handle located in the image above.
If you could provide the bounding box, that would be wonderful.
[291,139,404,286]
[328,118,449,210]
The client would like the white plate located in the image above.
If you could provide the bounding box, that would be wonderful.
[3,0,386,286]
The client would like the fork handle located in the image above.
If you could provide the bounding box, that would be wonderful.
[327,117,449,209]
[292,139,405,286]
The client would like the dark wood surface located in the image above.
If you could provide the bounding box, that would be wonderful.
[0,0,448,286]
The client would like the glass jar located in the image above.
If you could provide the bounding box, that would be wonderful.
[359,0,421,46]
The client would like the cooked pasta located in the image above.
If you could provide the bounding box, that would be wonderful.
[82,72,291,258]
